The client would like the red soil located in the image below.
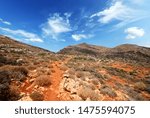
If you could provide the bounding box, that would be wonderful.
[44,61,63,101]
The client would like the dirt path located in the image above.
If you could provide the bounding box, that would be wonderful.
[44,58,70,101]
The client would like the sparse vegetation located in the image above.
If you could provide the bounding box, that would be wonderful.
[60,65,68,71]
[100,86,117,98]
[134,82,146,90]
[30,91,44,101]
[104,66,130,79]
[76,71,84,78]
[91,79,99,85]
[0,66,28,82]
[9,85,20,101]
[0,83,10,100]
[34,75,51,87]
[78,86,99,101]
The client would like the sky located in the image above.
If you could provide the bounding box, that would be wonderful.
[0,0,150,52]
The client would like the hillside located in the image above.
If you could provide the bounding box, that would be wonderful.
[59,43,109,56]
[59,43,150,64]
[0,35,66,101]
[0,35,150,101]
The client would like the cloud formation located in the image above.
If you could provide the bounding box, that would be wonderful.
[42,13,72,39]
[0,18,11,25]
[124,27,145,39]
[72,34,93,41]
[90,0,148,29]
[0,27,43,42]
[91,1,132,24]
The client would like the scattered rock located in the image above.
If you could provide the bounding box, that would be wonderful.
[63,74,69,78]
[19,95,32,101]
[29,79,35,83]
[86,98,91,101]
[20,92,25,97]
[70,94,82,101]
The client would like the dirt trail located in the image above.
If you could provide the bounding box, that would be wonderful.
[44,58,70,101]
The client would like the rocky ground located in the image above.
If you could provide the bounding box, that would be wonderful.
[0,35,150,101]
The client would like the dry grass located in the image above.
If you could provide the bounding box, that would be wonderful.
[91,79,99,85]
[134,82,146,90]
[78,86,99,101]
[100,86,117,97]
[34,75,51,87]
[76,71,84,78]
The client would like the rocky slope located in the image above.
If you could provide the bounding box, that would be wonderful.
[59,43,150,64]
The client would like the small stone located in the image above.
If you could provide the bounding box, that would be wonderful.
[63,74,69,78]
[70,94,82,101]
[29,79,35,83]
[86,98,91,101]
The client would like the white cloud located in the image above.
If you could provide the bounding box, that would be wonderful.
[0,18,11,25]
[124,27,145,39]
[90,1,148,29]
[72,34,93,41]
[42,13,72,39]
[91,1,133,24]
[130,0,144,5]
[0,27,43,42]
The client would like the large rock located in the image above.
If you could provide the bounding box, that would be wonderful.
[63,78,79,94]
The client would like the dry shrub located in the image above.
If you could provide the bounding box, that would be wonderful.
[91,79,99,85]
[35,75,51,87]
[11,66,28,81]
[76,71,84,78]
[88,84,96,90]
[0,70,11,84]
[68,69,75,75]
[0,83,10,100]
[78,86,99,101]
[0,66,28,82]
[27,65,36,70]
[60,65,68,71]
[134,82,146,90]
[79,81,84,86]
[100,86,117,97]
[9,85,20,101]
[30,91,44,101]
[51,69,55,73]
[0,82,20,101]
[49,65,53,68]
[58,62,62,65]
[47,71,51,75]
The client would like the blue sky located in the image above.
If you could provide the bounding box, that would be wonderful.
[0,0,150,52]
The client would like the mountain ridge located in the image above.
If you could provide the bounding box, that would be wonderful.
[1,35,150,55]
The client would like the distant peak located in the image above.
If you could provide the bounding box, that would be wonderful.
[78,43,89,46]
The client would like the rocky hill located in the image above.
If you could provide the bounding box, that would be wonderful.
[59,43,108,56]
[59,43,150,64]
[0,35,150,101]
